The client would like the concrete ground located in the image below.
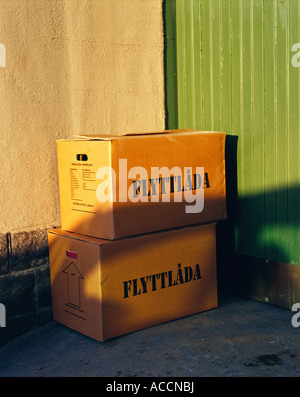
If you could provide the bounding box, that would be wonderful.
[0,293,299,378]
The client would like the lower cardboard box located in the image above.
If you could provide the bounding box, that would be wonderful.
[48,223,218,341]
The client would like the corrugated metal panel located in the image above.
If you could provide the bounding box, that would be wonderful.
[165,0,300,265]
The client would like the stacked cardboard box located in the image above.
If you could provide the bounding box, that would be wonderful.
[48,130,226,341]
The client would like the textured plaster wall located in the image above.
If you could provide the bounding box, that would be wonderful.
[0,0,165,234]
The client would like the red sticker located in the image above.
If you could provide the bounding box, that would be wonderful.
[66,250,78,259]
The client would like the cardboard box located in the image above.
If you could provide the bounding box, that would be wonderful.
[56,130,226,239]
[48,223,218,341]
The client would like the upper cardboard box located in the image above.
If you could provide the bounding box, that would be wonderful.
[56,129,226,239]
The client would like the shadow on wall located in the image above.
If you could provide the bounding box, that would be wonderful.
[217,135,300,308]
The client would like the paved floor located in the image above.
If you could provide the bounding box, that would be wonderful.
[0,294,299,378]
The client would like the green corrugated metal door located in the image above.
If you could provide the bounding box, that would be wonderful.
[165,0,300,269]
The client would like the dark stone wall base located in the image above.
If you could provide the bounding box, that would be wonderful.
[218,250,300,310]
[0,227,57,347]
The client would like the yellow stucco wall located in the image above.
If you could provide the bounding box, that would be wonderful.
[0,0,165,233]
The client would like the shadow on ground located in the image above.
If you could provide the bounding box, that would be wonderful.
[0,292,299,377]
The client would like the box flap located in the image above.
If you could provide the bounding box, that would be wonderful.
[48,228,112,246]
[74,134,120,141]
[74,129,197,141]
[57,130,225,143]
[123,129,193,136]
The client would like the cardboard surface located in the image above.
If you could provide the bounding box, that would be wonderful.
[57,129,226,239]
[48,223,218,341]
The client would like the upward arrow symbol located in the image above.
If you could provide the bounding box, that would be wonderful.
[63,262,84,308]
